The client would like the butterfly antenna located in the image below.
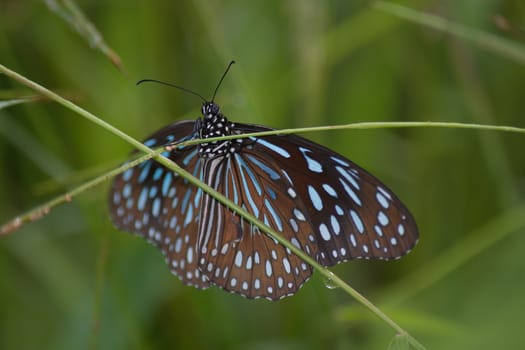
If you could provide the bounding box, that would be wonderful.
[136,79,207,103]
[211,60,235,102]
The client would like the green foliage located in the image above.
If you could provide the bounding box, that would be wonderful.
[1,1,525,349]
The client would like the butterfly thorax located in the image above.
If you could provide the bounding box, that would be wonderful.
[198,102,244,159]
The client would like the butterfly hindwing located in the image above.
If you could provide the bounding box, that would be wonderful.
[195,154,315,300]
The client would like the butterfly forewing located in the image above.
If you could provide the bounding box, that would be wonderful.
[109,121,210,289]
[236,124,419,265]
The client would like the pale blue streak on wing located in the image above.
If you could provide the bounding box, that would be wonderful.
[162,172,173,196]
[237,156,262,195]
[330,156,350,167]
[224,158,239,204]
[138,161,152,184]
[149,186,158,198]
[183,148,199,166]
[252,137,291,158]
[339,178,362,206]
[193,163,203,207]
[266,186,277,200]
[264,198,283,231]
[184,203,194,227]
[235,154,260,218]
[245,154,281,180]
[194,188,202,207]
[138,187,148,211]
[181,188,193,213]
[153,167,164,181]
[143,138,157,147]
[122,168,133,181]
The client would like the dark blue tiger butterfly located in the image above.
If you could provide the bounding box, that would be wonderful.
[109,62,418,300]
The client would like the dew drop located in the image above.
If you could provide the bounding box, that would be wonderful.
[322,272,339,290]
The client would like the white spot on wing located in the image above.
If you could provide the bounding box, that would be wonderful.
[378,211,389,226]
[350,210,364,234]
[330,215,340,235]
[299,147,323,173]
[350,234,357,247]
[230,278,237,287]
[240,255,249,271]
[293,208,306,221]
[397,224,405,236]
[374,225,384,237]
[319,223,331,241]
[322,184,337,197]
[234,250,243,268]
[376,191,390,209]
[282,258,291,274]
[265,260,273,277]
[308,185,323,211]
[186,246,193,263]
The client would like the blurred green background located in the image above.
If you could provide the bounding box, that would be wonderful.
[1,1,525,349]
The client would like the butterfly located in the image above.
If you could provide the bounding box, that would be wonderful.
[109,62,418,300]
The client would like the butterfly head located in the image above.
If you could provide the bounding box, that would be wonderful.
[201,101,221,120]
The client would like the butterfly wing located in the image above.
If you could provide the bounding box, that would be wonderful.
[109,120,210,289]
[235,123,419,266]
[195,155,315,300]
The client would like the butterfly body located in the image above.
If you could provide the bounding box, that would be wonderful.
[109,101,418,300]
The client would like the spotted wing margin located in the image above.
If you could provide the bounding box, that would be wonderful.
[236,123,419,266]
[109,120,211,289]
[195,153,316,300]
